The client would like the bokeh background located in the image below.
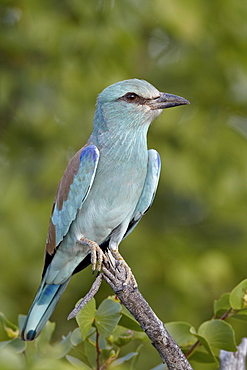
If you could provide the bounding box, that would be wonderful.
[1,0,247,369]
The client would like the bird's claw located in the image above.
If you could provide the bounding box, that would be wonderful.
[102,254,138,293]
[79,239,137,289]
[110,249,138,289]
[79,237,107,273]
[92,269,101,278]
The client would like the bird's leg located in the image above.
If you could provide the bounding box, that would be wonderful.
[79,237,106,273]
[109,248,138,289]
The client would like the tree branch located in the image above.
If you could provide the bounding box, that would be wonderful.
[68,251,193,369]
[67,273,103,319]
[102,252,193,370]
[67,251,247,370]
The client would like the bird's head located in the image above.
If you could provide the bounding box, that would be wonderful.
[94,79,189,131]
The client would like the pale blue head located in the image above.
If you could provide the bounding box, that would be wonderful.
[93,79,189,133]
[95,79,189,129]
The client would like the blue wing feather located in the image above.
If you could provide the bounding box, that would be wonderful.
[124,149,161,238]
[52,145,100,246]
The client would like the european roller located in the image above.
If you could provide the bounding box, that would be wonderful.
[21,79,189,341]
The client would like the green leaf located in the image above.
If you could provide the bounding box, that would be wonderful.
[76,298,96,341]
[34,322,71,359]
[71,346,92,368]
[130,343,143,370]
[51,332,72,359]
[71,327,82,346]
[198,320,237,352]
[190,327,218,364]
[98,334,107,349]
[0,338,27,353]
[114,331,134,347]
[189,347,218,364]
[0,340,12,351]
[84,339,97,369]
[0,312,19,339]
[119,311,143,332]
[214,293,231,317]
[231,309,247,322]
[0,347,26,369]
[66,355,92,369]
[35,321,56,354]
[7,338,26,353]
[100,348,116,362]
[95,299,121,338]
[165,321,196,348]
[111,352,138,367]
[230,279,247,310]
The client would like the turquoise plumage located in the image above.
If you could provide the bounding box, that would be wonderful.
[21,79,189,341]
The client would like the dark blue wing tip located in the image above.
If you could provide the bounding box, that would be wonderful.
[80,145,98,163]
[25,329,36,341]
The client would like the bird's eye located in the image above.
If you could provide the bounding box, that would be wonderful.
[117,92,142,104]
[125,93,138,101]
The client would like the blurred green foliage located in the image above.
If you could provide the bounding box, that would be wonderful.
[0,297,147,370]
[2,287,247,369]
[1,0,247,369]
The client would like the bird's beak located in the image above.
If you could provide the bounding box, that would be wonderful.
[149,93,190,110]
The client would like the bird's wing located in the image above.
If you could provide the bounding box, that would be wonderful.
[123,149,161,239]
[46,144,100,255]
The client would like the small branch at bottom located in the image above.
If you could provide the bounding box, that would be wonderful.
[102,251,193,370]
[67,250,193,370]
[67,273,103,319]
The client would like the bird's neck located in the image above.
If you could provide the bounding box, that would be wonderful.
[88,109,150,162]
[89,126,148,162]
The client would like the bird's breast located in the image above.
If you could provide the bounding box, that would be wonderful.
[72,151,148,244]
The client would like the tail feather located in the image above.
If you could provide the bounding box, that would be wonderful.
[21,279,70,341]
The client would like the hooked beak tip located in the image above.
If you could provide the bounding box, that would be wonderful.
[151,93,190,110]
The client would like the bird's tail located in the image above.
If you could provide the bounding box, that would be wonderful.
[21,278,70,341]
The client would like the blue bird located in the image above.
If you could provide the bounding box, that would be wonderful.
[21,79,189,341]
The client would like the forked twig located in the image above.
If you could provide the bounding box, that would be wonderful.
[68,250,193,370]
[67,273,103,319]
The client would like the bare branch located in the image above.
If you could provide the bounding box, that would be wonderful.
[68,249,193,369]
[67,250,247,370]
[67,273,103,319]
[102,252,193,370]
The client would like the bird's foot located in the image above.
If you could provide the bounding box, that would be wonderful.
[108,249,138,290]
[79,237,106,274]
